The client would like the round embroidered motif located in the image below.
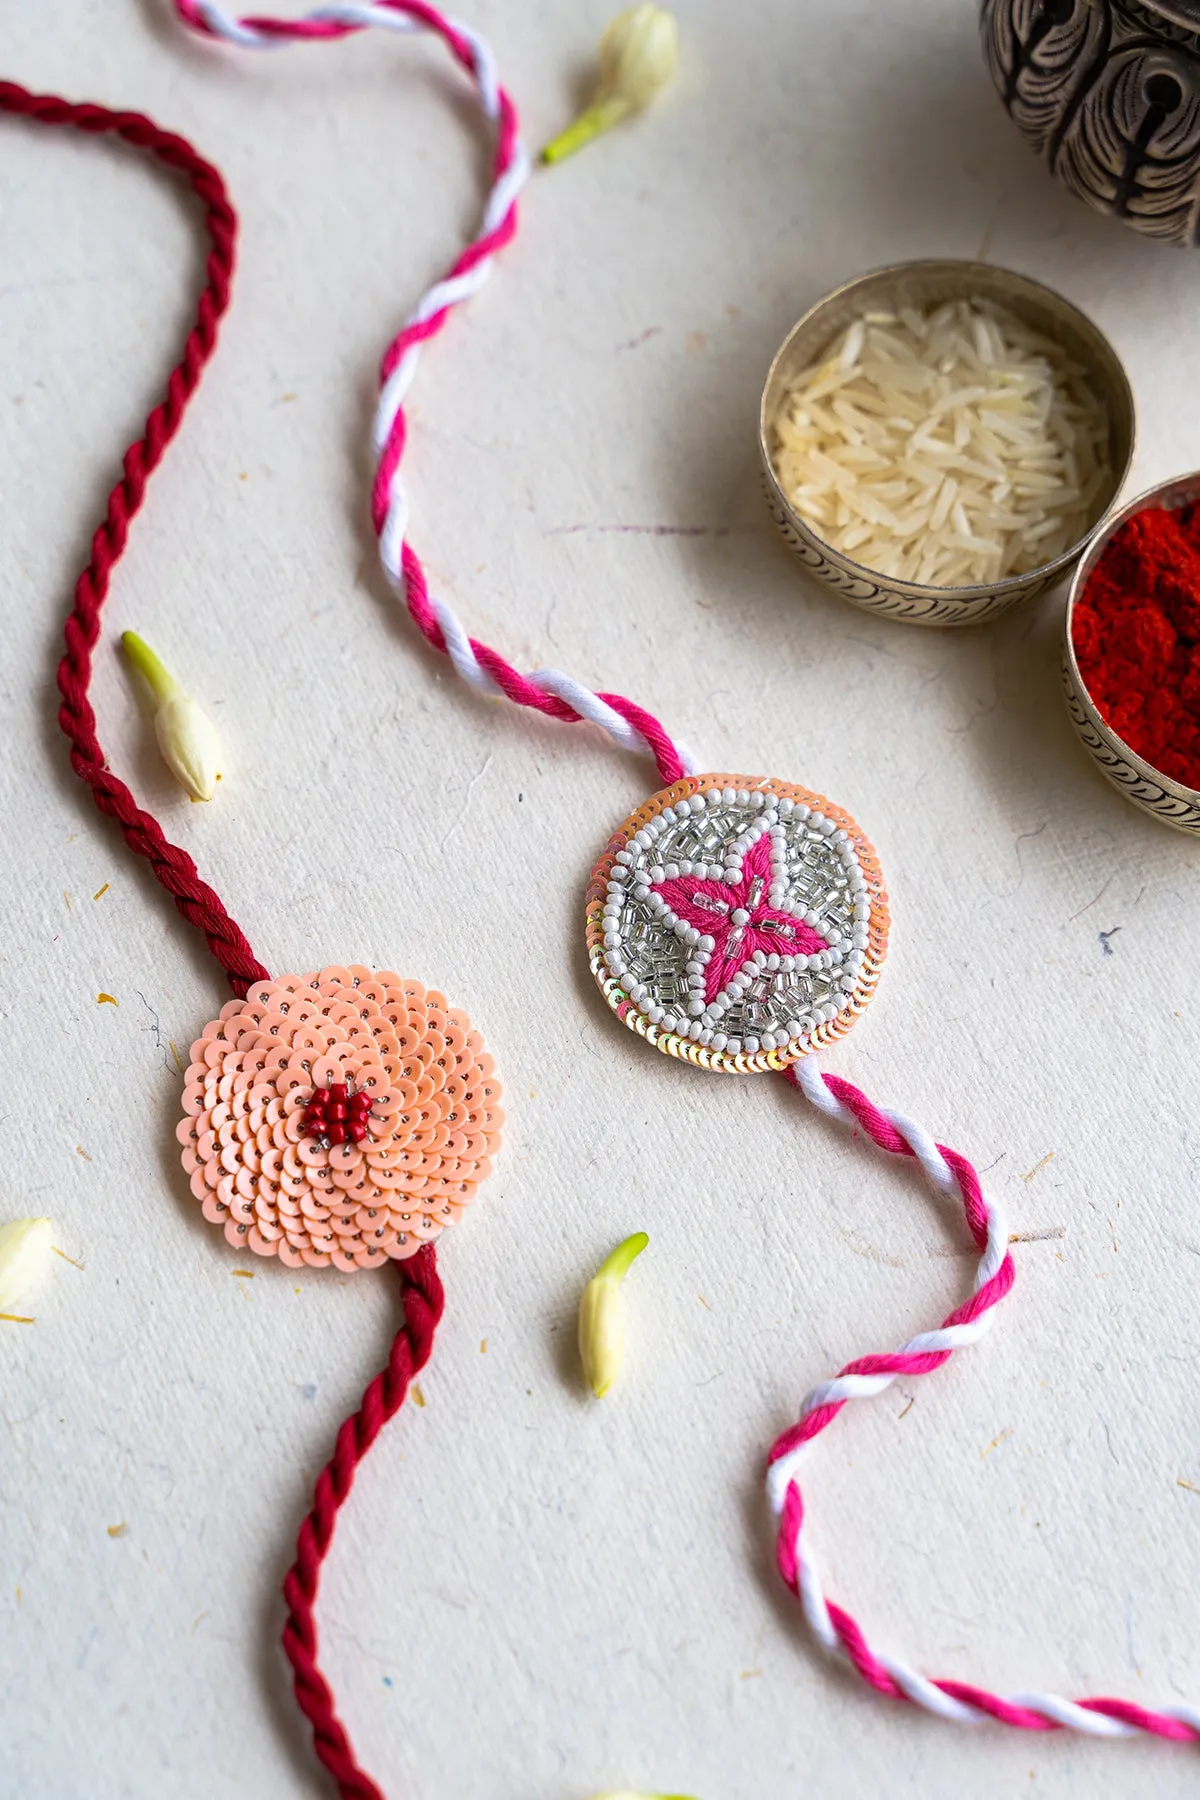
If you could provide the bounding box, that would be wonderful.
[586,775,889,1072]
[176,966,503,1270]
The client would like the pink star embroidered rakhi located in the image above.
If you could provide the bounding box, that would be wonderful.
[170,0,1200,1762]
[588,773,887,1068]
[0,77,501,1800]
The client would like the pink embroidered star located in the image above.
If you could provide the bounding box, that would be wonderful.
[651,827,827,1008]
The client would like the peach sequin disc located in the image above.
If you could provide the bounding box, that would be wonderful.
[176,966,503,1271]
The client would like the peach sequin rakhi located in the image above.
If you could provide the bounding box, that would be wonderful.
[0,77,501,1800]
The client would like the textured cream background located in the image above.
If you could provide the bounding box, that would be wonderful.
[3,3,1200,1796]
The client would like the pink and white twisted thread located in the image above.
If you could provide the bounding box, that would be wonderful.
[175,0,1199,1752]
[174,0,695,786]
[784,1059,1200,1745]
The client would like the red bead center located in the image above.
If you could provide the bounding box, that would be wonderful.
[302,1081,373,1146]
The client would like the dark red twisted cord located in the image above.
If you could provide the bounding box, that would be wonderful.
[0,79,268,996]
[7,79,448,1797]
[283,1246,446,1799]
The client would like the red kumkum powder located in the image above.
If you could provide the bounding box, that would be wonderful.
[1072,502,1200,791]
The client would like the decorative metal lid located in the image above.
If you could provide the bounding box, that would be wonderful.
[1148,1,1200,31]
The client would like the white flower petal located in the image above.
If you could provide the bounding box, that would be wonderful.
[155,693,222,802]
[0,1217,54,1311]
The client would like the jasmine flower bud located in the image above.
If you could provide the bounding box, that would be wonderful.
[542,6,679,165]
[121,631,222,802]
[0,1217,54,1313]
[578,1231,649,1397]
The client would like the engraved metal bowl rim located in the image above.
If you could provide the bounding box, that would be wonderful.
[759,257,1137,613]
[1063,468,1200,805]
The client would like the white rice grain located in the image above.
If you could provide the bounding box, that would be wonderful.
[769,298,1110,587]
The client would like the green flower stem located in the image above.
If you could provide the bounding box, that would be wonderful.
[121,630,181,703]
[596,1230,649,1283]
[541,94,632,164]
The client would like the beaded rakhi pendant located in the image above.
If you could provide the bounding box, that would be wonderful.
[587,775,889,1072]
[176,966,503,1271]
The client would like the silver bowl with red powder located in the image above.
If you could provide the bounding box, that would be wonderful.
[1064,472,1200,833]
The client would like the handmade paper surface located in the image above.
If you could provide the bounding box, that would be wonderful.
[2,2,1199,1795]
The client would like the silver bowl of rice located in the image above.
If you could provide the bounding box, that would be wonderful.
[759,260,1135,627]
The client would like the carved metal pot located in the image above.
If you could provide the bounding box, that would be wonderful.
[981,0,1200,244]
